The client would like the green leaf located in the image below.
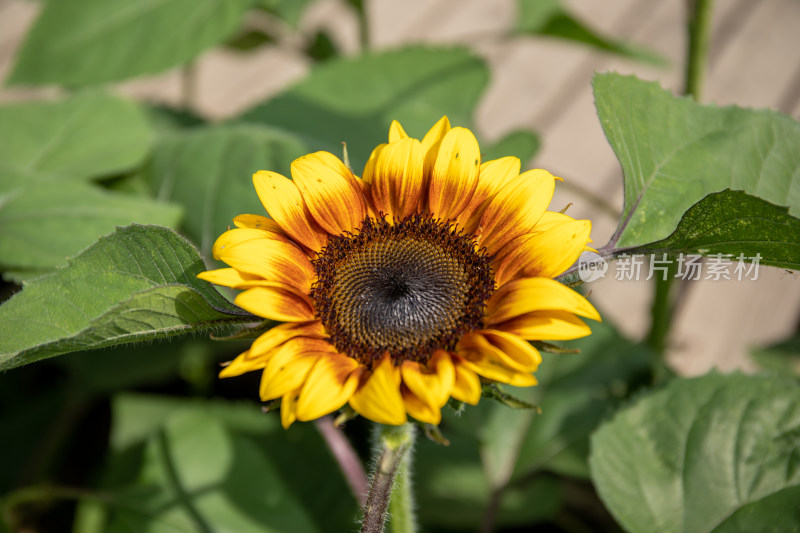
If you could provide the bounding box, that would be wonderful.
[595,74,800,248]
[515,0,665,64]
[254,0,315,27]
[0,92,152,193]
[0,182,182,274]
[146,124,310,256]
[85,394,357,533]
[590,373,800,533]
[634,190,800,270]
[241,46,489,169]
[0,225,250,371]
[8,0,252,86]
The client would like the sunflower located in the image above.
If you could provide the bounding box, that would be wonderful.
[198,117,600,428]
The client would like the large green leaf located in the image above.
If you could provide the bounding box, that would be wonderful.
[595,74,800,248]
[0,92,152,193]
[75,395,357,533]
[146,124,309,256]
[0,225,250,371]
[590,373,800,533]
[0,182,182,275]
[515,0,664,64]
[241,46,489,168]
[635,190,800,270]
[8,0,252,86]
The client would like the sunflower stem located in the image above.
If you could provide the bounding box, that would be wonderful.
[360,423,417,533]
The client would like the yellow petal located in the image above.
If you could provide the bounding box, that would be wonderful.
[478,169,555,254]
[486,278,600,326]
[421,116,451,178]
[492,218,591,285]
[233,214,283,233]
[235,287,315,322]
[250,321,327,356]
[280,388,301,429]
[458,330,540,372]
[219,349,266,378]
[400,350,455,408]
[401,386,441,425]
[253,170,329,252]
[457,333,538,388]
[371,138,425,220]
[458,156,521,231]
[494,310,592,341]
[212,230,314,294]
[388,120,409,142]
[450,357,481,405]
[427,127,481,221]
[296,354,360,421]
[291,151,366,235]
[259,349,323,401]
[361,143,386,184]
[349,355,407,425]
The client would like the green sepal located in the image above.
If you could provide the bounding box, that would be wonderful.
[481,384,542,411]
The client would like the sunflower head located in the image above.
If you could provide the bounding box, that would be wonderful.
[199,117,600,428]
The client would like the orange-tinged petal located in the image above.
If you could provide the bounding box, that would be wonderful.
[281,388,301,429]
[349,355,407,425]
[212,230,314,293]
[421,116,451,178]
[388,120,409,142]
[291,151,366,235]
[260,350,323,401]
[400,350,455,408]
[494,311,592,341]
[371,137,425,220]
[492,218,591,285]
[486,277,601,325]
[428,127,481,221]
[296,354,360,421]
[235,287,315,322]
[478,169,556,254]
[401,385,441,425]
[450,357,481,404]
[458,157,521,231]
[253,170,329,252]
[250,321,327,356]
[219,349,266,378]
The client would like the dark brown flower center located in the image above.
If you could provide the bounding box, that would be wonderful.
[311,215,495,367]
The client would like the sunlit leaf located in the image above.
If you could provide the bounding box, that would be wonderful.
[590,373,800,533]
[595,74,800,248]
[8,0,252,86]
[0,225,250,371]
[634,190,800,270]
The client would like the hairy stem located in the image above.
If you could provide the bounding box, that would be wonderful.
[360,424,416,533]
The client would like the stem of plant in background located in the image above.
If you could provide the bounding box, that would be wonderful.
[360,424,416,533]
[646,0,714,359]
